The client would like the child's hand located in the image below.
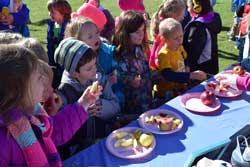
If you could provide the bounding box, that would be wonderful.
[43,93,62,116]
[130,75,141,88]
[109,71,117,85]
[190,70,207,81]
[215,73,238,90]
[78,84,102,111]
[87,100,102,116]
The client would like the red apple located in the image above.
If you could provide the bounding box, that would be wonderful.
[233,65,245,76]
[200,90,216,106]
[205,81,217,92]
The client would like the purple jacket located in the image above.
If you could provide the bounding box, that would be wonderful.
[237,74,250,90]
[0,103,88,166]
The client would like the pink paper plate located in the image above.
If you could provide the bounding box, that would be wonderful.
[204,82,243,97]
[105,127,156,159]
[138,109,183,135]
[181,93,221,115]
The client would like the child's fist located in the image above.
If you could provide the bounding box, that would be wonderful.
[190,70,207,81]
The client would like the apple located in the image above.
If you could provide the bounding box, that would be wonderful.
[2,7,9,16]
[159,117,173,131]
[173,119,182,129]
[120,138,133,148]
[154,115,162,124]
[90,81,98,93]
[233,65,245,76]
[115,132,129,139]
[200,90,216,106]
[138,133,153,147]
[133,130,143,140]
[219,84,229,92]
[205,81,217,92]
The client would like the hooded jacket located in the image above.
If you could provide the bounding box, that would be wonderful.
[56,70,120,158]
[58,70,120,120]
[183,12,222,74]
[0,103,88,166]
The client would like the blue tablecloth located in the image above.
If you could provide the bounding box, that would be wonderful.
[63,80,250,167]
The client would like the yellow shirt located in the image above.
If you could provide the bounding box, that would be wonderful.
[155,45,187,97]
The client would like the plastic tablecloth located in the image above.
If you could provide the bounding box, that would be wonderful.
[63,80,250,167]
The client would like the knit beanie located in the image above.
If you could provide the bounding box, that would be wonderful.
[54,38,90,75]
[71,2,107,30]
[118,0,145,13]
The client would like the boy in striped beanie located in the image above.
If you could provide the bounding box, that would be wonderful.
[54,37,120,159]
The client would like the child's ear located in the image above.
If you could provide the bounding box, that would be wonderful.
[72,71,80,79]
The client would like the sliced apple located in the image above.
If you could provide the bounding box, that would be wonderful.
[159,118,173,131]
[115,132,129,139]
[139,133,153,147]
[90,81,98,93]
[120,138,133,147]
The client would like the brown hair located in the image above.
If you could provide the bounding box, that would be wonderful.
[150,0,185,40]
[113,10,147,59]
[75,48,97,72]
[38,60,53,83]
[47,0,72,20]
[18,38,49,63]
[0,45,39,115]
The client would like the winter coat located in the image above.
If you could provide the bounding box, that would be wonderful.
[183,12,222,74]
[0,103,88,166]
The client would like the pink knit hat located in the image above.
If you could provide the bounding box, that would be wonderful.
[71,2,107,30]
[118,0,145,13]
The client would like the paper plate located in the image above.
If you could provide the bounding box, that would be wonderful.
[105,127,156,159]
[205,81,243,97]
[138,109,183,135]
[181,93,221,115]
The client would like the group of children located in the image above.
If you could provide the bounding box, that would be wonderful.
[0,0,223,166]
[228,0,250,62]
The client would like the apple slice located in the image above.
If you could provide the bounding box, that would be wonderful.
[138,133,154,147]
[159,118,173,131]
[90,81,98,93]
[115,132,129,139]
[2,7,9,16]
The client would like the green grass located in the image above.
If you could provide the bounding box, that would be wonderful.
[26,0,238,72]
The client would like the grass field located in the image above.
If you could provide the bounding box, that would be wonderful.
[26,0,238,72]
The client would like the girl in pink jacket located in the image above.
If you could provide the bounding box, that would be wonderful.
[0,44,100,167]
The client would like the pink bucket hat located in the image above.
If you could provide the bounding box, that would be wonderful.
[118,0,145,13]
[71,2,107,30]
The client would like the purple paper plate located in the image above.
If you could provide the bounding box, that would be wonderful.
[105,127,156,159]
[138,109,184,135]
